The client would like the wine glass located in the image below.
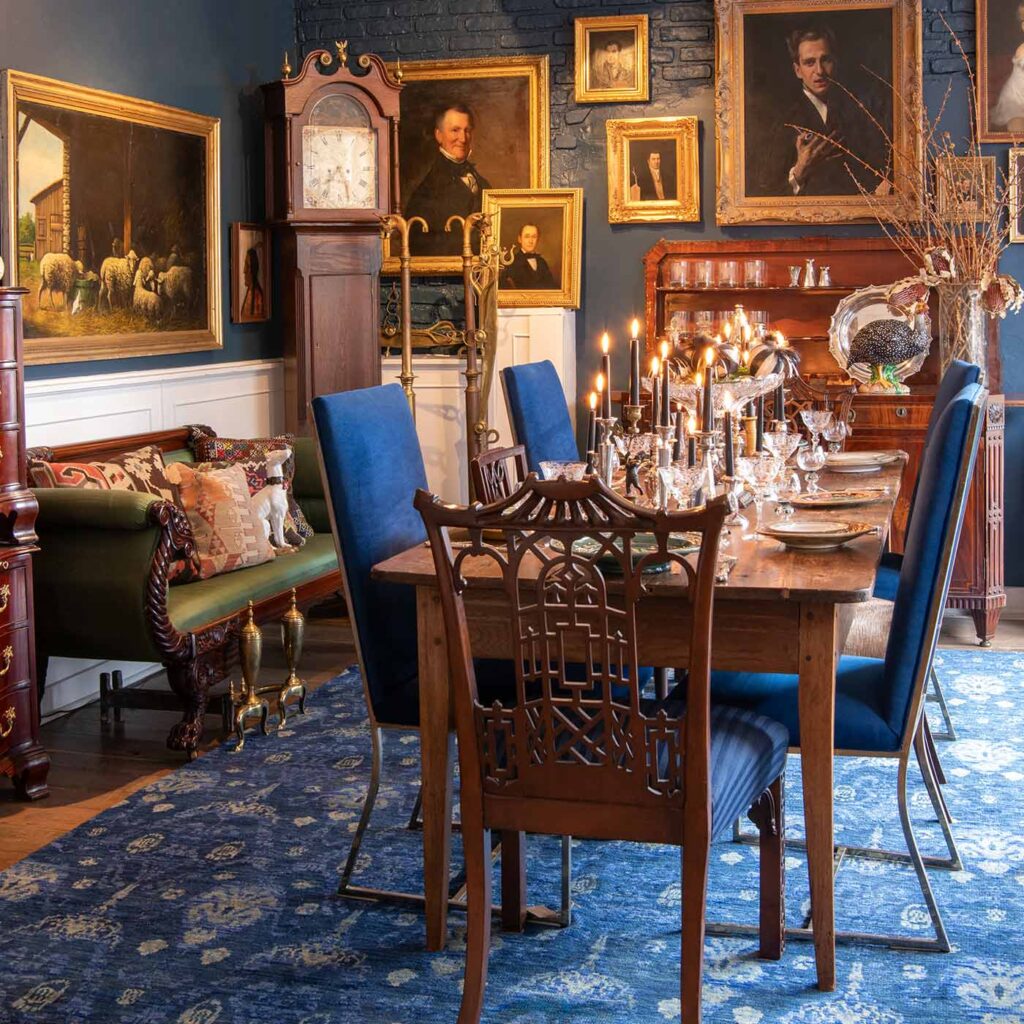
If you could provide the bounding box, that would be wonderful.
[763,430,801,465]
[800,408,834,451]
[660,464,706,509]
[737,455,780,537]
[796,444,827,493]
[823,418,849,453]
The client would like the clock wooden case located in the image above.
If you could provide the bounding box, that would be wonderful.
[263,46,401,433]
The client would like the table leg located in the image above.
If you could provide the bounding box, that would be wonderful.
[417,586,454,952]
[798,601,838,992]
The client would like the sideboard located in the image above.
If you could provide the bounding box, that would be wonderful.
[642,238,1004,644]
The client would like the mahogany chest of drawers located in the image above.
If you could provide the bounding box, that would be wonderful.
[0,287,49,799]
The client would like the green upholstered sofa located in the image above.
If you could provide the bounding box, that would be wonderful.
[28,426,341,755]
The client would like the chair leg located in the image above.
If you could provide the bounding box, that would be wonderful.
[920,714,948,790]
[927,665,957,741]
[500,830,527,932]
[750,778,785,961]
[458,820,493,1024]
[338,726,383,894]
[560,834,573,928]
[914,727,962,872]
[112,670,123,725]
[99,672,111,729]
[681,836,710,1024]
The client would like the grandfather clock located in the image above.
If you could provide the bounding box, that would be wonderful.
[263,43,401,433]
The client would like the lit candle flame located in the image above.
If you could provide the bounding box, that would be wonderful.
[737,309,748,327]
[742,349,751,366]
[687,413,697,433]
[601,332,610,354]
[742,323,752,343]
[596,372,605,394]
[589,391,597,411]
[659,339,670,360]
[775,331,788,348]
[723,321,732,340]
[693,371,702,387]
[723,391,734,413]
[630,318,640,339]
[651,356,660,376]
[704,346,716,365]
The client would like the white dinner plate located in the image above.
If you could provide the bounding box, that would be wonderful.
[790,488,888,509]
[760,518,877,551]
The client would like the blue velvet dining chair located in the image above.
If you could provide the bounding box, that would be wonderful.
[312,383,569,922]
[873,360,981,741]
[710,382,987,952]
[500,360,580,474]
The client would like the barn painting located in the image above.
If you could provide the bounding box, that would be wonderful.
[1,70,221,363]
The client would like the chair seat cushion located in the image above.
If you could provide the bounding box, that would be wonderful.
[705,654,901,753]
[644,700,788,842]
[873,561,901,601]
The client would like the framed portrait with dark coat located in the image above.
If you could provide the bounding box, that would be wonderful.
[715,0,922,225]
[385,56,549,275]
[483,189,582,308]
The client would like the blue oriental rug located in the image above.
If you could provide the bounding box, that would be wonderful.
[2,649,1023,1023]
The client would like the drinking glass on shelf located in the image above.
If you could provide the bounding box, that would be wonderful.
[666,259,690,287]
[670,309,694,340]
[695,309,715,335]
[718,260,740,287]
[744,259,766,287]
[823,418,849,453]
[796,444,827,493]
[695,260,714,288]
[799,408,834,450]
[749,309,770,332]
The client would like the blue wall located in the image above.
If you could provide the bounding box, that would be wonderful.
[0,0,295,380]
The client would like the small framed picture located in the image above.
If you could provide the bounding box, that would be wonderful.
[1009,149,1024,241]
[935,156,997,223]
[230,223,271,324]
[606,117,700,224]
[482,189,583,309]
[574,15,649,104]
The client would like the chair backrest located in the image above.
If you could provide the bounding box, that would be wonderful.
[313,384,427,726]
[415,476,728,842]
[471,444,528,504]
[500,360,579,474]
[905,360,981,533]
[882,382,987,745]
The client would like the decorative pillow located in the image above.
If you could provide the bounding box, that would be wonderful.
[189,432,313,548]
[164,462,275,580]
[29,445,181,502]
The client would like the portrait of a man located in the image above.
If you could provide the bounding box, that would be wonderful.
[575,15,649,103]
[390,56,549,272]
[500,223,557,290]
[751,22,890,197]
[628,140,678,202]
[589,33,636,92]
[979,1,1024,140]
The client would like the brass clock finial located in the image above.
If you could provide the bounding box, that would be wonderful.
[281,50,292,78]
[335,40,349,67]
[394,56,404,83]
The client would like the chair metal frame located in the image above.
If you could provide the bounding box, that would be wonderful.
[720,387,986,954]
[314,422,571,927]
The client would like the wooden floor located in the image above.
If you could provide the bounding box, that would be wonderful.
[1,613,1020,872]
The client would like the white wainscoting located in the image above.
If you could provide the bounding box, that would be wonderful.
[25,359,285,716]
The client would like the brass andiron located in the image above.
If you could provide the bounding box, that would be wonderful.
[229,601,269,752]
[380,213,428,417]
[277,588,308,724]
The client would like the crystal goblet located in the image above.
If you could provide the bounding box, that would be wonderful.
[736,454,782,537]
[796,444,827,493]
[823,418,849,454]
[660,464,706,509]
[799,408,834,451]
[764,430,801,465]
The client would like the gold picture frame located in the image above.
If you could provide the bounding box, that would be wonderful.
[606,117,700,224]
[977,0,1024,143]
[1009,148,1024,242]
[935,155,997,223]
[574,14,649,104]
[1,69,221,364]
[385,55,550,276]
[483,188,583,309]
[714,0,923,225]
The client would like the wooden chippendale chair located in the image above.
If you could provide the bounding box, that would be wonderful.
[470,444,528,505]
[415,477,790,1023]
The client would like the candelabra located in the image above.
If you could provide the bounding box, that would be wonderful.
[622,403,643,435]
[229,602,270,752]
[695,430,720,501]
[596,416,619,484]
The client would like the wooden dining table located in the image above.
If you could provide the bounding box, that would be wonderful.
[371,454,906,993]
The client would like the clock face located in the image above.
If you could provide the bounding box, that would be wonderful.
[301,126,377,210]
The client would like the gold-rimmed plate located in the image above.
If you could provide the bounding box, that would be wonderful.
[825,451,900,474]
[760,518,877,552]
[790,488,889,509]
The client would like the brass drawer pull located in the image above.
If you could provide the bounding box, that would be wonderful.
[0,705,14,739]
[0,583,10,615]
[896,407,908,418]
[0,645,13,677]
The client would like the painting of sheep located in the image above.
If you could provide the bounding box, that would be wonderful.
[2,69,220,362]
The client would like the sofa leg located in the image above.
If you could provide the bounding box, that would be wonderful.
[166,656,219,756]
[99,672,111,729]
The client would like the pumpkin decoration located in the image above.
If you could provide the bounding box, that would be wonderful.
[673,332,739,376]
[748,331,801,378]
[849,316,930,394]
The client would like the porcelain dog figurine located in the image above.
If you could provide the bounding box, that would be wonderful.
[254,447,292,549]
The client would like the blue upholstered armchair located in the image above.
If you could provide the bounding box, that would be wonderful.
[500,360,580,474]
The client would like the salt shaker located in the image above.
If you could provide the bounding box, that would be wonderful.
[788,265,801,287]
[818,265,832,288]
[801,257,817,289]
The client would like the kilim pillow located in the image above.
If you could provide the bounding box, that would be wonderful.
[29,444,181,502]
[189,431,313,548]
[164,462,275,579]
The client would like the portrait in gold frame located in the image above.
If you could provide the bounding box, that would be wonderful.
[606,117,700,224]
[935,155,997,223]
[385,55,550,275]
[1009,148,1024,242]
[714,0,922,225]
[1,69,221,364]
[574,14,649,104]
[483,188,582,309]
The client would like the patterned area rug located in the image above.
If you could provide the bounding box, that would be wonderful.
[2,649,1023,1024]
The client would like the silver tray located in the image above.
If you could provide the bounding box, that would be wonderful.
[828,285,930,385]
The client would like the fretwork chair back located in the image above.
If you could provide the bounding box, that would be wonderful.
[470,444,528,505]
[712,382,988,952]
[313,383,522,912]
[500,360,580,475]
[416,478,790,1024]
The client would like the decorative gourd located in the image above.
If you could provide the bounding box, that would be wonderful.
[748,332,800,378]
[673,332,739,375]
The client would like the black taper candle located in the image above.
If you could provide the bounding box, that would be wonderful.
[701,365,714,432]
[661,360,671,426]
[587,398,597,455]
[688,436,697,468]
[774,382,786,426]
[651,360,661,430]
[673,407,683,461]
[755,396,765,452]
[724,408,735,477]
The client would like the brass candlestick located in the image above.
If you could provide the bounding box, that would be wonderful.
[229,601,269,752]
[622,403,643,435]
[277,588,307,724]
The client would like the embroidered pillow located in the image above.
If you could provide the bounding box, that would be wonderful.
[164,462,275,579]
[189,432,313,548]
[29,445,181,502]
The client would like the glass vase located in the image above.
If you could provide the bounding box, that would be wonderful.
[937,281,986,384]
